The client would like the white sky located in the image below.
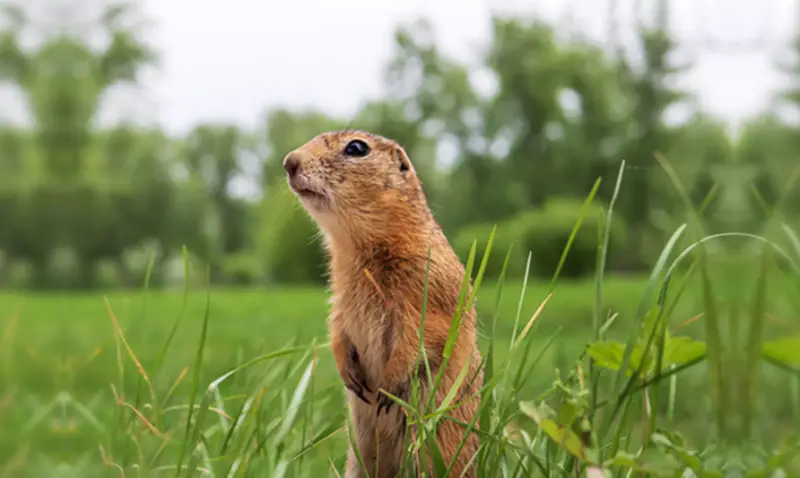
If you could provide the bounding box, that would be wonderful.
[123,0,799,137]
[0,0,795,137]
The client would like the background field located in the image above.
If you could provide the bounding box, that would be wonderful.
[3,265,800,475]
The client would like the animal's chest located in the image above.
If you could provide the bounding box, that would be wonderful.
[329,292,397,382]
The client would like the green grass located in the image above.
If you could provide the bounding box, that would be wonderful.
[3,164,800,476]
[0,277,646,453]
[0,269,797,476]
[2,277,691,396]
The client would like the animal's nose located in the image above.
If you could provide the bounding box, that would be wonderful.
[283,153,301,179]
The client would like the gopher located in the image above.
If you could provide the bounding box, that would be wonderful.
[283,130,483,477]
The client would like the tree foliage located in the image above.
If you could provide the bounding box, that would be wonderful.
[0,1,779,289]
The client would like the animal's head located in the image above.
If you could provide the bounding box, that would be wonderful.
[282,130,427,241]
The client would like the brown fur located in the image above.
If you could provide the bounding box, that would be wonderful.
[283,130,483,478]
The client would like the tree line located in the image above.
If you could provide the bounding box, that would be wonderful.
[0,2,796,289]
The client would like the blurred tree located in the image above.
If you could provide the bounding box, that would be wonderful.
[182,124,252,280]
[683,114,735,217]
[0,127,29,281]
[0,1,156,287]
[485,18,568,209]
[612,0,691,266]
[556,38,633,200]
[737,113,795,228]
[69,125,179,286]
[771,30,800,221]
[0,3,747,287]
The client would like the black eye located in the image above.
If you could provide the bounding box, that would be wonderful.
[343,139,370,157]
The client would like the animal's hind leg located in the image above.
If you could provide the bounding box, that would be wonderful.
[434,418,479,478]
[344,397,378,478]
[431,369,481,478]
[344,445,368,478]
[344,421,403,478]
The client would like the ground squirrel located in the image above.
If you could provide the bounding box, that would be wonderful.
[283,130,483,477]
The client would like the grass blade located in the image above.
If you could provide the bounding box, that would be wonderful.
[176,265,212,476]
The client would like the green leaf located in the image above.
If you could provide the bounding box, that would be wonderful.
[650,432,703,470]
[603,451,638,468]
[586,341,625,371]
[763,335,800,365]
[766,434,800,470]
[635,449,683,476]
[602,448,683,477]
[664,337,707,364]
[519,401,598,464]
[556,401,580,428]
[588,335,706,376]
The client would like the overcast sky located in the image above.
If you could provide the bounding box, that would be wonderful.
[127,0,798,136]
[0,0,792,135]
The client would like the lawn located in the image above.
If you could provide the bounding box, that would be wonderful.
[0,273,797,476]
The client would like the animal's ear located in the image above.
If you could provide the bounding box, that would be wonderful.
[394,145,414,175]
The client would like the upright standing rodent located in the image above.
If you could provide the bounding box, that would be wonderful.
[283,130,483,477]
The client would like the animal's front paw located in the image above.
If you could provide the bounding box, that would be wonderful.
[376,379,408,416]
[344,344,373,405]
[345,371,373,405]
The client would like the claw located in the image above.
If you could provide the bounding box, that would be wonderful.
[349,372,373,394]
[346,381,371,405]
[350,372,373,394]
[375,380,408,416]
[355,389,371,405]
[376,392,394,416]
[346,344,374,400]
